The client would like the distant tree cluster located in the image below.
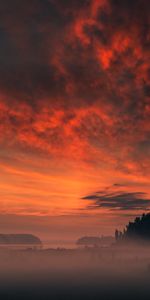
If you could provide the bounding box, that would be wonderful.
[115,213,150,242]
[76,236,114,248]
[0,234,42,245]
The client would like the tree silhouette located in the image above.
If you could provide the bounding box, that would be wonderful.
[115,213,150,242]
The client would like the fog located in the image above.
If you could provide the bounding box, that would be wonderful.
[0,244,150,299]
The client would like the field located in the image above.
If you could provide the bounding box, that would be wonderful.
[0,246,150,299]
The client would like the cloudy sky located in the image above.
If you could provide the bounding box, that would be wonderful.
[0,0,149,241]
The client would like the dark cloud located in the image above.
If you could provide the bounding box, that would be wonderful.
[0,0,148,104]
[82,185,150,211]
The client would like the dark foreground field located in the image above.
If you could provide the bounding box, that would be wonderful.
[1,276,150,300]
[0,247,150,299]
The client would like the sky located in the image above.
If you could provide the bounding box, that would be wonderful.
[0,0,149,241]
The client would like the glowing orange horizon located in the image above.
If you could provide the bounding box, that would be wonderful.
[0,0,149,238]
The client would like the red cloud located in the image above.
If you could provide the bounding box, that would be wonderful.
[0,0,149,175]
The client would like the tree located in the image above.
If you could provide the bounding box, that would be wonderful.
[76,236,101,248]
[115,230,119,241]
[115,213,150,242]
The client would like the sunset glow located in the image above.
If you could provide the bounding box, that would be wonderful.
[0,0,149,240]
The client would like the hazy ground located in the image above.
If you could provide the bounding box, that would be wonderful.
[0,246,150,299]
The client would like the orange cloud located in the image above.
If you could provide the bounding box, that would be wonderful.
[0,0,149,228]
